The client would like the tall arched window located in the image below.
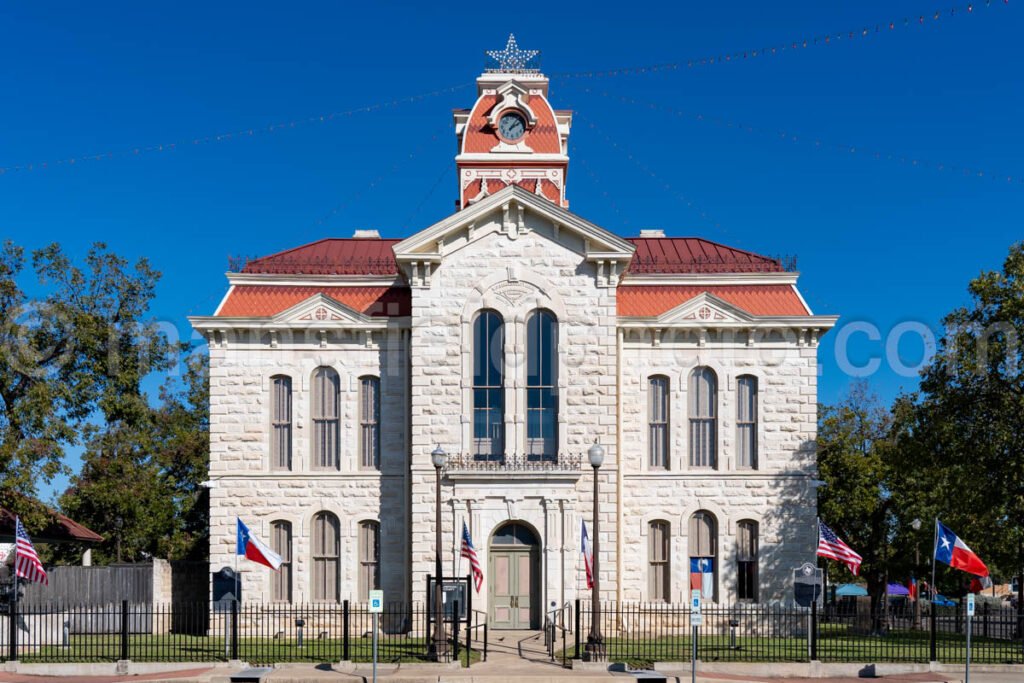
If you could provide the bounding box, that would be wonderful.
[737,376,758,469]
[270,520,292,602]
[312,511,340,602]
[473,311,505,461]
[737,520,759,602]
[358,520,381,599]
[688,511,717,600]
[270,375,292,471]
[359,376,380,470]
[526,310,558,462]
[648,376,669,469]
[312,367,340,470]
[688,367,717,468]
[648,520,671,601]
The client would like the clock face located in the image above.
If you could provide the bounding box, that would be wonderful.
[498,112,526,141]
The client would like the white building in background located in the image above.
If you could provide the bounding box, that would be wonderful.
[190,39,836,628]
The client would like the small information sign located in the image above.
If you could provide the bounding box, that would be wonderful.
[966,593,975,617]
[690,589,703,627]
[369,590,384,613]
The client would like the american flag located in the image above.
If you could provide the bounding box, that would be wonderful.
[817,520,862,576]
[15,517,48,586]
[460,522,483,593]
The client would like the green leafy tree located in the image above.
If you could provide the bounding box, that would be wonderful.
[892,241,1024,624]
[817,382,898,626]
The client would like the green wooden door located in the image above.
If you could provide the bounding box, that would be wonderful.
[489,548,534,629]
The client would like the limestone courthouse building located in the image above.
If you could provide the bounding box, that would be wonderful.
[190,39,837,625]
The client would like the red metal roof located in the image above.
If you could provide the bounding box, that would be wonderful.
[218,286,410,318]
[625,238,785,274]
[242,238,400,276]
[0,506,103,544]
[617,285,809,317]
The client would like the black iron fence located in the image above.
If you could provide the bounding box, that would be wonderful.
[2,600,482,665]
[568,600,1024,667]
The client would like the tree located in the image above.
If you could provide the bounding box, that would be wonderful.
[893,241,1024,627]
[817,382,898,628]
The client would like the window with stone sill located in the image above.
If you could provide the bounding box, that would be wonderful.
[648,376,669,470]
[271,520,292,602]
[270,375,292,471]
[473,310,505,461]
[648,520,671,601]
[737,520,759,602]
[688,367,717,469]
[526,309,558,462]
[312,367,340,470]
[359,376,380,470]
[689,510,717,602]
[358,520,381,600]
[736,375,758,470]
[312,511,340,603]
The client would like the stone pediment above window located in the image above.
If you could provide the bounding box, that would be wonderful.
[444,452,583,483]
[392,185,635,288]
[657,292,758,326]
[271,294,389,329]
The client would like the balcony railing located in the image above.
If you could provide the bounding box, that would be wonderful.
[445,452,582,475]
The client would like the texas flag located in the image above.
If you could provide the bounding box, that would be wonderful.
[690,558,714,599]
[581,520,594,590]
[237,518,283,570]
[935,520,989,578]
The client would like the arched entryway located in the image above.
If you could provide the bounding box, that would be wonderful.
[488,522,540,629]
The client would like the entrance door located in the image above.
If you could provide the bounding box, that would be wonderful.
[488,523,538,629]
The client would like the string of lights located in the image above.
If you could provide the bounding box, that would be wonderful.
[552,0,1009,79]
[573,87,1024,187]
[576,114,725,232]
[574,153,631,228]
[0,82,472,177]
[310,125,449,231]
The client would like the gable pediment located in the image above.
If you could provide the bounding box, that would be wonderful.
[658,292,757,325]
[393,185,634,287]
[272,293,387,328]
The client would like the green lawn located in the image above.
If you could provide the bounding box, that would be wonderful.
[558,628,1024,669]
[21,634,480,666]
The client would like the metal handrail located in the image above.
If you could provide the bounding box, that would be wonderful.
[465,609,488,662]
[545,602,573,664]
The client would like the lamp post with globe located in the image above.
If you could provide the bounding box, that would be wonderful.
[583,440,606,661]
[429,445,448,661]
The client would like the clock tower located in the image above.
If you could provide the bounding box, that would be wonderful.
[454,35,571,209]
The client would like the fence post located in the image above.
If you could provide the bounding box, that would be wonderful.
[810,599,818,661]
[342,600,350,661]
[452,600,460,662]
[574,599,581,659]
[983,601,989,639]
[930,602,938,662]
[8,597,17,662]
[230,600,239,661]
[465,574,473,668]
[120,600,129,661]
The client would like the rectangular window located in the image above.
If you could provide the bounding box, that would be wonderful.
[737,376,758,469]
[473,312,505,462]
[648,521,671,601]
[271,376,292,471]
[359,377,380,470]
[313,368,340,470]
[737,521,759,602]
[271,521,292,602]
[312,513,340,602]
[358,521,381,599]
[526,311,558,462]
[648,377,669,469]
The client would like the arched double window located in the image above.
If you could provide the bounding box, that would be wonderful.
[312,367,340,470]
[688,367,717,468]
[689,510,717,601]
[526,310,558,461]
[648,376,670,469]
[312,511,340,602]
[270,375,292,471]
[473,311,505,461]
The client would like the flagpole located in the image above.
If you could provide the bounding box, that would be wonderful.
[12,517,19,660]
[931,518,938,602]
[456,519,464,587]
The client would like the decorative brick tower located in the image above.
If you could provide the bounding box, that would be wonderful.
[454,35,571,210]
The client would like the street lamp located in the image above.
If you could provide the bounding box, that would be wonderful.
[429,445,448,661]
[911,518,922,629]
[584,440,605,661]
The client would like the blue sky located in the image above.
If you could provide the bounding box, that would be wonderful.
[3,2,1022,499]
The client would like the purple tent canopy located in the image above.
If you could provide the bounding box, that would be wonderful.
[887,582,911,596]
